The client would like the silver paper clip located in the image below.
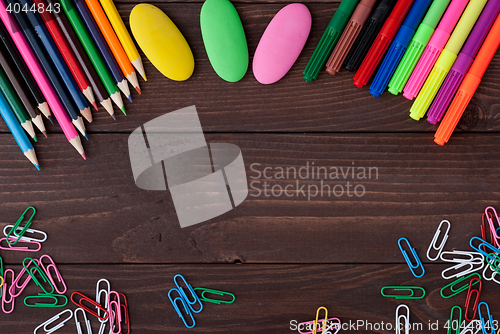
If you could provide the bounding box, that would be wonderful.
[3,225,47,243]
[442,261,484,280]
[75,308,93,334]
[427,220,450,261]
[440,251,484,265]
[34,309,73,334]
[396,304,410,334]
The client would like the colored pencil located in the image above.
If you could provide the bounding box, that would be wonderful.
[0,89,39,170]
[85,0,140,94]
[50,0,116,118]
[72,0,132,102]
[4,0,88,139]
[99,0,146,81]
[0,43,46,136]
[0,0,85,158]
[0,23,51,122]
[59,0,125,114]
[33,0,98,114]
[0,66,37,141]
[16,0,92,125]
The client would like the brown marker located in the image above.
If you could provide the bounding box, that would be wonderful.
[325,0,378,75]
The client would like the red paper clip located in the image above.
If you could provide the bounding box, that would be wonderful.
[464,278,482,321]
[115,292,130,334]
[71,291,109,321]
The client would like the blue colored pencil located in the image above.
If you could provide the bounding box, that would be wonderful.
[72,0,131,102]
[0,89,40,170]
[6,0,87,139]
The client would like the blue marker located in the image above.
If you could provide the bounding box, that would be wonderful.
[0,89,40,170]
[369,0,433,97]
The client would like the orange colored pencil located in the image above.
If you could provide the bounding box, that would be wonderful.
[83,0,141,94]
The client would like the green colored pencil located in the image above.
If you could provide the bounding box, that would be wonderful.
[0,67,37,141]
[58,0,126,115]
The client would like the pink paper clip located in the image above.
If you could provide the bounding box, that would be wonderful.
[10,258,38,297]
[485,206,500,248]
[0,237,41,252]
[39,255,67,294]
[108,291,122,334]
[2,269,15,314]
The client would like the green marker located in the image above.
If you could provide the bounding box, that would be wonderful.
[388,0,450,95]
[59,0,126,115]
[303,0,359,82]
[0,67,36,141]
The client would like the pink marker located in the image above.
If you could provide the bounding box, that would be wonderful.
[0,0,86,159]
[403,0,469,99]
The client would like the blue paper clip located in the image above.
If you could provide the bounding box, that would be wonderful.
[398,238,425,278]
[478,302,495,334]
[173,274,203,313]
[470,237,500,274]
[168,288,195,328]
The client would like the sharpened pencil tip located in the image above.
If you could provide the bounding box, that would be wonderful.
[111,114,116,121]
[35,164,40,171]
[42,131,47,138]
[127,95,133,103]
[84,132,89,141]
[121,107,126,115]
[135,87,142,95]
[33,135,37,143]
[142,74,147,81]
[81,153,87,160]
[92,102,98,111]
[47,115,54,125]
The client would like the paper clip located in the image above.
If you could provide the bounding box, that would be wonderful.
[39,255,66,294]
[396,304,410,334]
[470,237,500,258]
[96,278,110,321]
[10,258,37,297]
[0,237,41,252]
[440,273,482,299]
[117,293,130,334]
[482,211,495,253]
[478,302,495,334]
[427,220,450,261]
[194,287,235,304]
[465,278,482,321]
[0,276,3,289]
[6,206,36,245]
[173,274,203,313]
[108,291,122,334]
[441,251,484,264]
[485,207,500,248]
[24,294,68,307]
[442,262,484,280]
[34,309,73,334]
[298,317,341,334]
[168,288,196,328]
[398,238,425,278]
[312,307,328,334]
[2,269,15,314]
[447,306,462,334]
[75,308,93,334]
[460,320,483,334]
[23,257,54,295]
[3,225,47,244]
[381,286,425,299]
[71,291,109,321]
[483,258,500,284]
[486,253,500,275]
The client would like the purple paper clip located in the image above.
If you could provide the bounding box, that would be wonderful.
[0,237,41,252]
[108,291,122,334]
[2,269,15,314]
[298,317,341,334]
[39,255,67,294]
[10,258,38,297]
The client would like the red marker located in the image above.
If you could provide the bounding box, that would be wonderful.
[353,0,415,88]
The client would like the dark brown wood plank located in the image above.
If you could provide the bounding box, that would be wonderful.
[0,264,498,333]
[1,3,499,133]
[0,133,498,264]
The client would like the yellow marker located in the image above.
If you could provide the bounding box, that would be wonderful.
[130,4,194,81]
[99,0,147,81]
[409,0,487,120]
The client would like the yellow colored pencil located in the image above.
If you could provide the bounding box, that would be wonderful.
[99,0,146,81]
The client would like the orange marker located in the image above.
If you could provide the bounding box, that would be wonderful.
[434,13,500,146]
[83,0,141,94]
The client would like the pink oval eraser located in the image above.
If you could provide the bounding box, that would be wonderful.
[252,3,311,84]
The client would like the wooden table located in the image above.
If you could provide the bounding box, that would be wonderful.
[1,0,500,332]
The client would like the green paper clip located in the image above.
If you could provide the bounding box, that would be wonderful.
[194,287,235,304]
[6,207,36,245]
[486,253,500,275]
[381,286,426,299]
[440,273,481,299]
[447,306,462,334]
[24,293,68,307]
[23,257,54,295]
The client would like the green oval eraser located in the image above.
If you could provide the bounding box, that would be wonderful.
[200,0,248,82]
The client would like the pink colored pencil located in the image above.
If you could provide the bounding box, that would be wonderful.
[0,0,85,159]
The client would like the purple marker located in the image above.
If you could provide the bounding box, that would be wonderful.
[427,0,500,124]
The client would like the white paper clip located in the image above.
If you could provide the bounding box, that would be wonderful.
[75,308,93,334]
[427,220,450,261]
[459,320,482,334]
[34,309,73,334]
[95,278,111,334]
[483,258,500,285]
[3,225,47,243]
[396,304,410,334]
[442,261,485,280]
[440,250,484,264]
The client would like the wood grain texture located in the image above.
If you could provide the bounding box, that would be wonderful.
[1,3,499,134]
[1,133,498,264]
[1,264,499,334]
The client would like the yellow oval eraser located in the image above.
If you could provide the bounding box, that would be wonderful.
[130,4,194,81]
